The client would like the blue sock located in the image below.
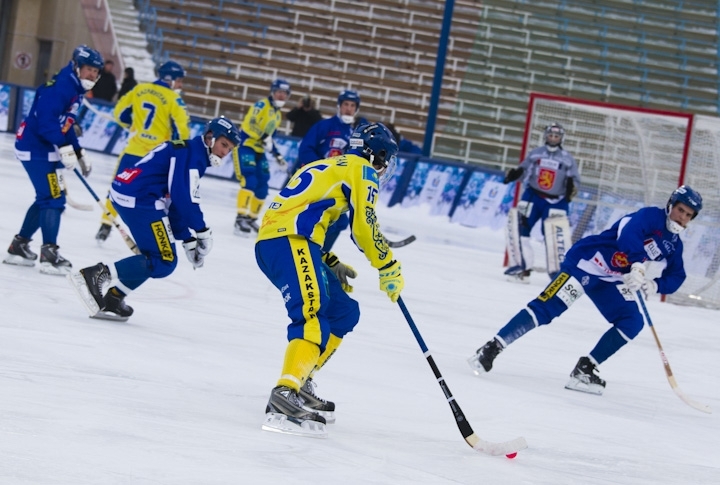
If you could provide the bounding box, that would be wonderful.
[115,255,152,291]
[18,203,41,240]
[39,208,63,245]
[589,327,629,365]
[496,309,537,346]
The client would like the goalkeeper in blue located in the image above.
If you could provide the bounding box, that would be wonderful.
[256,123,402,438]
[68,117,240,321]
[468,186,702,396]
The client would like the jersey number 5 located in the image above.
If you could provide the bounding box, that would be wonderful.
[279,164,328,198]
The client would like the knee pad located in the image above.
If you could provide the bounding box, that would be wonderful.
[329,298,360,338]
[614,314,645,340]
[147,254,178,279]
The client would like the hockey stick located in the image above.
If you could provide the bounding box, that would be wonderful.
[386,235,416,248]
[636,291,712,414]
[396,297,529,456]
[58,170,93,211]
[72,168,141,255]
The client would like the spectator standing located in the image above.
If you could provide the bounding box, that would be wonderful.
[286,96,323,138]
[91,59,118,102]
[117,67,137,99]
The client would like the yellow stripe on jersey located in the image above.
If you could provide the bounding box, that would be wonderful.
[258,154,394,270]
[289,236,323,345]
[240,98,282,153]
[113,82,191,157]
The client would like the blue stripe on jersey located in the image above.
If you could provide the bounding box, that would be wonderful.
[296,199,335,236]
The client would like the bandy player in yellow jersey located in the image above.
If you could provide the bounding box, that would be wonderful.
[95,61,191,242]
[233,78,290,236]
[255,123,404,438]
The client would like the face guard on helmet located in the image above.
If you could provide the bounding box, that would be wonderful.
[72,45,104,91]
[205,116,241,167]
[270,79,291,109]
[543,122,565,152]
[337,90,361,124]
[347,122,399,187]
[157,61,185,93]
[666,185,702,233]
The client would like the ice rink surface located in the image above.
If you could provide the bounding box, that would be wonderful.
[0,132,717,484]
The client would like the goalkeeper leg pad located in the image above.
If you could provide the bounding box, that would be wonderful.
[544,215,570,279]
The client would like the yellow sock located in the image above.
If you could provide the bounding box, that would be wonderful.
[236,188,253,216]
[277,339,320,391]
[249,196,265,219]
[308,334,342,380]
[101,198,118,225]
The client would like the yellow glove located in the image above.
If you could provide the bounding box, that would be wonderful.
[378,260,403,302]
[323,252,357,293]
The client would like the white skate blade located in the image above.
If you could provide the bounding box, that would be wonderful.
[67,272,101,315]
[90,311,129,323]
[467,355,487,376]
[302,407,336,424]
[40,263,72,276]
[565,376,604,395]
[505,274,531,285]
[261,413,328,438]
[233,228,253,238]
[3,254,36,267]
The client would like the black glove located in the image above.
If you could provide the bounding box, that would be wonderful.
[565,178,578,202]
[503,167,523,184]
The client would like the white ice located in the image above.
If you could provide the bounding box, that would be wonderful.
[1,132,718,484]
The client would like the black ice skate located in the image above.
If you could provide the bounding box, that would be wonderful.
[92,287,134,322]
[299,378,336,424]
[80,263,112,309]
[234,215,253,237]
[262,385,327,438]
[3,235,38,267]
[95,223,112,243]
[39,244,72,275]
[565,356,606,395]
[468,338,504,375]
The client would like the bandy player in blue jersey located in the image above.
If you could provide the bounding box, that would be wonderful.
[295,89,367,252]
[4,45,103,275]
[69,117,241,321]
[469,186,702,396]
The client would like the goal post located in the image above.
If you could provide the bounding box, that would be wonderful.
[518,92,720,309]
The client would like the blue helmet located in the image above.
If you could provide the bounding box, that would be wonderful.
[667,185,702,219]
[338,89,361,108]
[72,45,104,70]
[270,78,291,96]
[158,61,185,82]
[206,116,241,146]
[348,123,399,186]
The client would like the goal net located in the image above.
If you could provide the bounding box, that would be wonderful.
[522,93,720,309]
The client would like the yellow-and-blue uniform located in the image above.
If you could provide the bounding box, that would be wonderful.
[255,153,393,389]
[234,96,282,218]
[100,81,191,226]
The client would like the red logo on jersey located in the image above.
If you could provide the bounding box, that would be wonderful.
[611,251,630,268]
[115,168,142,183]
[327,148,343,157]
[16,121,26,139]
[61,118,74,135]
[537,168,556,190]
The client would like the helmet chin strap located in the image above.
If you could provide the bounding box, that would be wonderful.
[206,137,223,167]
[77,68,98,91]
[273,98,286,109]
[666,216,686,234]
[545,144,560,153]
